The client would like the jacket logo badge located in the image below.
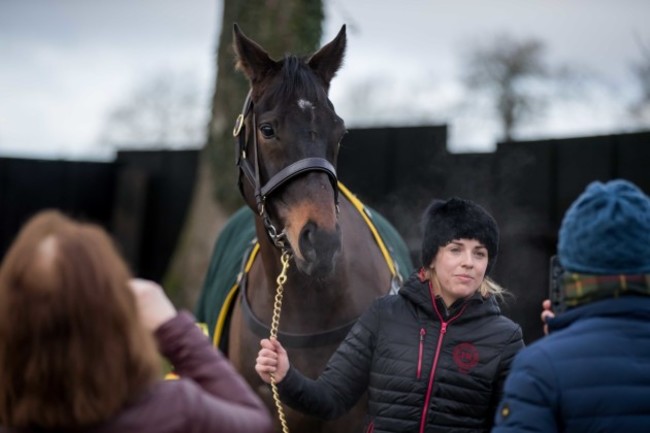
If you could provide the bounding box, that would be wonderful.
[452,342,479,373]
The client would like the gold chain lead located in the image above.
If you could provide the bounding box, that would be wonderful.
[269,250,291,433]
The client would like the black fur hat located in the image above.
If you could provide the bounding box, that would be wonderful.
[420,197,499,274]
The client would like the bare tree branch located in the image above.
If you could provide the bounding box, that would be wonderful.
[460,34,567,143]
[630,35,650,122]
[99,70,208,149]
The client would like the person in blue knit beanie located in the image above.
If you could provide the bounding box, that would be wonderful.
[492,179,650,433]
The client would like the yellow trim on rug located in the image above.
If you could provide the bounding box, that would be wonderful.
[337,181,397,277]
[211,182,398,348]
[213,242,260,347]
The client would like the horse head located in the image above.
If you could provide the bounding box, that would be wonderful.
[233,24,347,278]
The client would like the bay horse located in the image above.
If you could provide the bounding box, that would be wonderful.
[196,24,412,433]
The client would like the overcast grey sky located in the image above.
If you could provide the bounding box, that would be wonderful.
[2,0,649,159]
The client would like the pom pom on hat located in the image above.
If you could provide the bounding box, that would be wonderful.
[420,197,499,274]
[558,179,650,275]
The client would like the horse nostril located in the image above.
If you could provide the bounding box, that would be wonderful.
[299,221,317,261]
[298,221,341,270]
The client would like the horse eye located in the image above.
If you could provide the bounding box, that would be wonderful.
[259,124,275,139]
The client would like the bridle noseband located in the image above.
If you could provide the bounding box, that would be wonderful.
[233,90,339,250]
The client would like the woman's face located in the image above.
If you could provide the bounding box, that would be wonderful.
[429,239,488,307]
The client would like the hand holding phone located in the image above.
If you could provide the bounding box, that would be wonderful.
[540,299,554,335]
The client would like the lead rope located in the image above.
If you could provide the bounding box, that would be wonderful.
[269,250,292,433]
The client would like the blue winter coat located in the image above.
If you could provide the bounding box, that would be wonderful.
[492,296,650,433]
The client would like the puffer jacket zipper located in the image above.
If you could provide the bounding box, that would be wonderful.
[417,328,426,379]
[418,299,468,433]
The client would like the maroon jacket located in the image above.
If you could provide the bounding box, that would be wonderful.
[93,311,274,433]
[2,312,273,433]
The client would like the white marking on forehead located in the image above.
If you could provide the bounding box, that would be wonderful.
[297,98,314,111]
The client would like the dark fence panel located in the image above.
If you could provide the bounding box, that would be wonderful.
[556,136,614,224]
[0,157,115,260]
[0,150,197,285]
[494,130,650,343]
[341,128,650,344]
[339,125,448,257]
[616,134,650,193]
[114,150,199,281]
[1,129,648,345]
[338,128,395,202]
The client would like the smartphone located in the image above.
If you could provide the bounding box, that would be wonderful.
[548,255,566,314]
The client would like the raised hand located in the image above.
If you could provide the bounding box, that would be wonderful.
[129,278,177,332]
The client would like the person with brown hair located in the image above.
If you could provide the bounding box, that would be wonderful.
[0,210,273,433]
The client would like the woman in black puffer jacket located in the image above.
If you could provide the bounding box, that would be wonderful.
[256,197,524,433]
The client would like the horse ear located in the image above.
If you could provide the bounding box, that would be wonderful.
[308,25,347,88]
[233,23,277,84]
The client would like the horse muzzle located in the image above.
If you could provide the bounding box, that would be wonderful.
[295,221,341,277]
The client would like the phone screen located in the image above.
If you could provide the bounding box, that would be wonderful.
[548,255,566,314]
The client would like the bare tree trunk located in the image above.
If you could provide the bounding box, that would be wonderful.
[163,150,228,308]
[164,0,324,309]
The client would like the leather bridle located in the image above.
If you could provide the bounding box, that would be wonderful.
[233,90,339,250]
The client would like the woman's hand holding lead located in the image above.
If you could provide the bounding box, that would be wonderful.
[255,338,289,384]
